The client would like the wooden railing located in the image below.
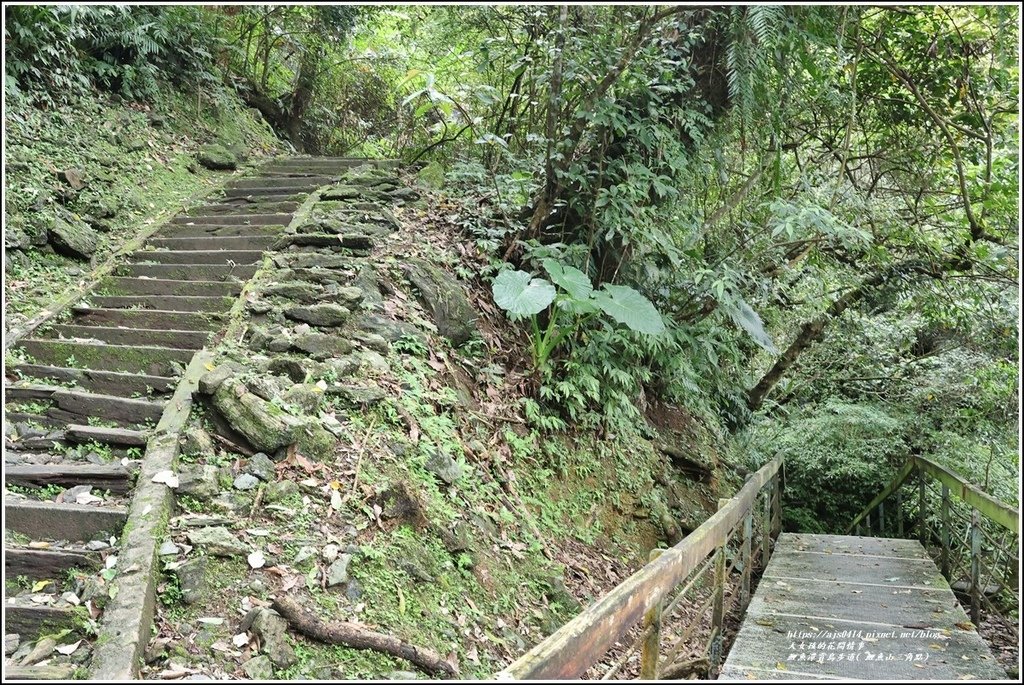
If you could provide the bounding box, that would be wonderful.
[495,458,783,680]
[847,455,1019,624]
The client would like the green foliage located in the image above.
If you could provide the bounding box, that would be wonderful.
[491,259,664,376]
[753,401,910,532]
[4,5,224,104]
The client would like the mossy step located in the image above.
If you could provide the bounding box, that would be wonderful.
[223,186,319,198]
[171,212,293,226]
[147,236,277,252]
[128,249,264,266]
[3,599,82,639]
[3,664,78,680]
[5,546,100,581]
[153,223,284,238]
[5,385,165,424]
[45,324,210,350]
[6,364,176,396]
[228,176,334,189]
[16,339,193,377]
[88,295,235,312]
[113,262,258,281]
[184,201,299,216]
[69,306,223,331]
[65,424,148,447]
[210,191,308,204]
[4,500,127,541]
[5,464,136,493]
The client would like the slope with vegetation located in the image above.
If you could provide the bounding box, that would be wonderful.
[3,3,1019,679]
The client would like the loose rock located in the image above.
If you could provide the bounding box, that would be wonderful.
[186,526,249,557]
[284,303,350,327]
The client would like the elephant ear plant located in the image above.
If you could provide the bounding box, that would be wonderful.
[491,258,665,372]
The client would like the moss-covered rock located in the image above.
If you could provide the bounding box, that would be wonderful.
[403,258,477,346]
[48,214,99,260]
[212,378,303,453]
[196,144,238,171]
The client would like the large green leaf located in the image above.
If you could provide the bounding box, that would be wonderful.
[591,284,665,335]
[492,269,555,318]
[726,296,778,354]
[542,258,593,300]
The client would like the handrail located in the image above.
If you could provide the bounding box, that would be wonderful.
[495,457,782,680]
[846,453,1019,626]
[848,455,1018,534]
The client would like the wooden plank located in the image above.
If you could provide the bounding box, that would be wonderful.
[65,424,149,446]
[87,295,234,312]
[6,547,100,579]
[51,388,164,424]
[45,324,210,350]
[720,534,1006,681]
[4,501,127,541]
[69,307,222,331]
[96,276,243,297]
[6,365,176,396]
[495,458,783,680]
[5,464,134,493]
[15,339,194,377]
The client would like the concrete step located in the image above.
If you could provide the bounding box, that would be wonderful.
[69,306,223,331]
[87,295,235,312]
[5,464,136,493]
[153,223,284,238]
[113,262,258,281]
[5,364,176,397]
[171,212,293,225]
[45,324,210,350]
[229,177,333,189]
[184,201,299,216]
[128,249,264,266]
[15,339,193,377]
[96,276,243,297]
[4,500,127,541]
[147,235,277,251]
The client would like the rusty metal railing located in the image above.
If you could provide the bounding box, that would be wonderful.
[495,457,783,680]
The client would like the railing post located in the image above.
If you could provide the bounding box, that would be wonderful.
[970,508,982,624]
[919,471,927,544]
[742,508,753,608]
[855,522,862,536]
[710,499,728,670]
[866,511,872,535]
[879,500,886,536]
[770,472,782,537]
[762,481,772,565]
[895,489,904,537]
[640,548,664,679]
[940,484,950,578]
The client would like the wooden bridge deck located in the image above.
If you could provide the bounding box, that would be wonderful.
[720,533,1006,680]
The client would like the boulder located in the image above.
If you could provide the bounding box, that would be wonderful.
[291,332,352,360]
[49,215,98,260]
[283,383,323,415]
[186,526,249,557]
[402,259,477,345]
[196,144,237,171]
[249,609,297,668]
[296,419,335,461]
[212,379,303,453]
[284,304,350,327]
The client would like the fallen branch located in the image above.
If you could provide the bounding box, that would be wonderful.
[271,596,458,677]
